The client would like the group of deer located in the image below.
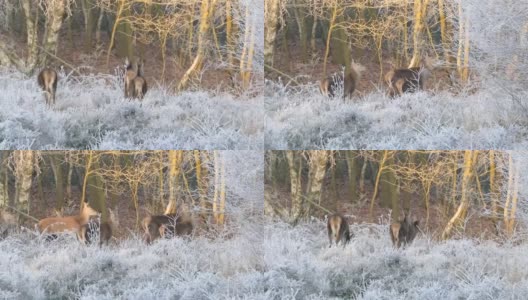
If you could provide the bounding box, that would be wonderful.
[327,213,420,248]
[37,57,148,106]
[0,200,193,246]
[319,56,437,99]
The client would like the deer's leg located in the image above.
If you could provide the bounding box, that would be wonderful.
[395,79,405,96]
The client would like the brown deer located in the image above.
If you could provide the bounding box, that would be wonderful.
[142,214,193,244]
[133,59,148,100]
[327,214,351,247]
[124,57,148,100]
[319,61,365,100]
[390,214,420,248]
[37,201,99,243]
[385,56,437,97]
[124,57,137,99]
[37,68,58,106]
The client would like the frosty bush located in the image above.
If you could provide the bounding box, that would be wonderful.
[0,69,263,150]
[262,220,528,299]
[265,80,528,150]
[0,220,265,299]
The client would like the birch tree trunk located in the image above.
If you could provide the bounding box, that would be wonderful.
[15,151,34,217]
[286,151,303,224]
[264,0,281,67]
[305,151,328,217]
[41,0,67,66]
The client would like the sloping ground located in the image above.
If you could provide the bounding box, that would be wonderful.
[265,81,528,150]
[0,70,263,150]
[262,221,528,299]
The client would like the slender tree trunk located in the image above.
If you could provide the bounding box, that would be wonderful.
[41,0,67,66]
[218,153,226,225]
[21,0,38,70]
[442,151,478,239]
[87,159,107,221]
[306,151,328,217]
[359,157,367,200]
[49,154,65,211]
[81,0,96,52]
[286,151,303,224]
[489,150,499,233]
[194,150,210,222]
[370,151,389,219]
[178,0,217,91]
[166,150,183,215]
[408,0,428,67]
[264,0,281,67]
[0,151,7,207]
[213,150,220,224]
[15,151,34,218]
[66,152,73,205]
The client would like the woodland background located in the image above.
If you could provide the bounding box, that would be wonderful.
[264,0,528,149]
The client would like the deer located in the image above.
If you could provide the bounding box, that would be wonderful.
[142,214,193,245]
[327,214,351,247]
[81,216,113,247]
[385,56,437,97]
[133,59,148,100]
[37,201,99,243]
[390,214,420,248]
[319,61,365,100]
[37,67,58,106]
[124,57,137,99]
[124,57,148,100]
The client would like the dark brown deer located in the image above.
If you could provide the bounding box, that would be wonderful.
[327,214,351,247]
[142,214,193,244]
[132,59,148,100]
[390,214,420,248]
[385,56,436,97]
[81,217,113,247]
[124,57,138,99]
[319,61,365,100]
[37,68,58,106]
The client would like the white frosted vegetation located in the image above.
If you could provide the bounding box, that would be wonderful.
[263,221,528,299]
[265,81,528,149]
[0,223,265,300]
[2,220,527,298]
[0,70,263,150]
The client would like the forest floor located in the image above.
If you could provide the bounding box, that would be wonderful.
[265,42,528,150]
[0,30,243,92]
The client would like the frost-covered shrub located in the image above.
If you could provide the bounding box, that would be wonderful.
[265,80,528,150]
[0,221,265,300]
[0,69,263,150]
[262,220,528,299]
